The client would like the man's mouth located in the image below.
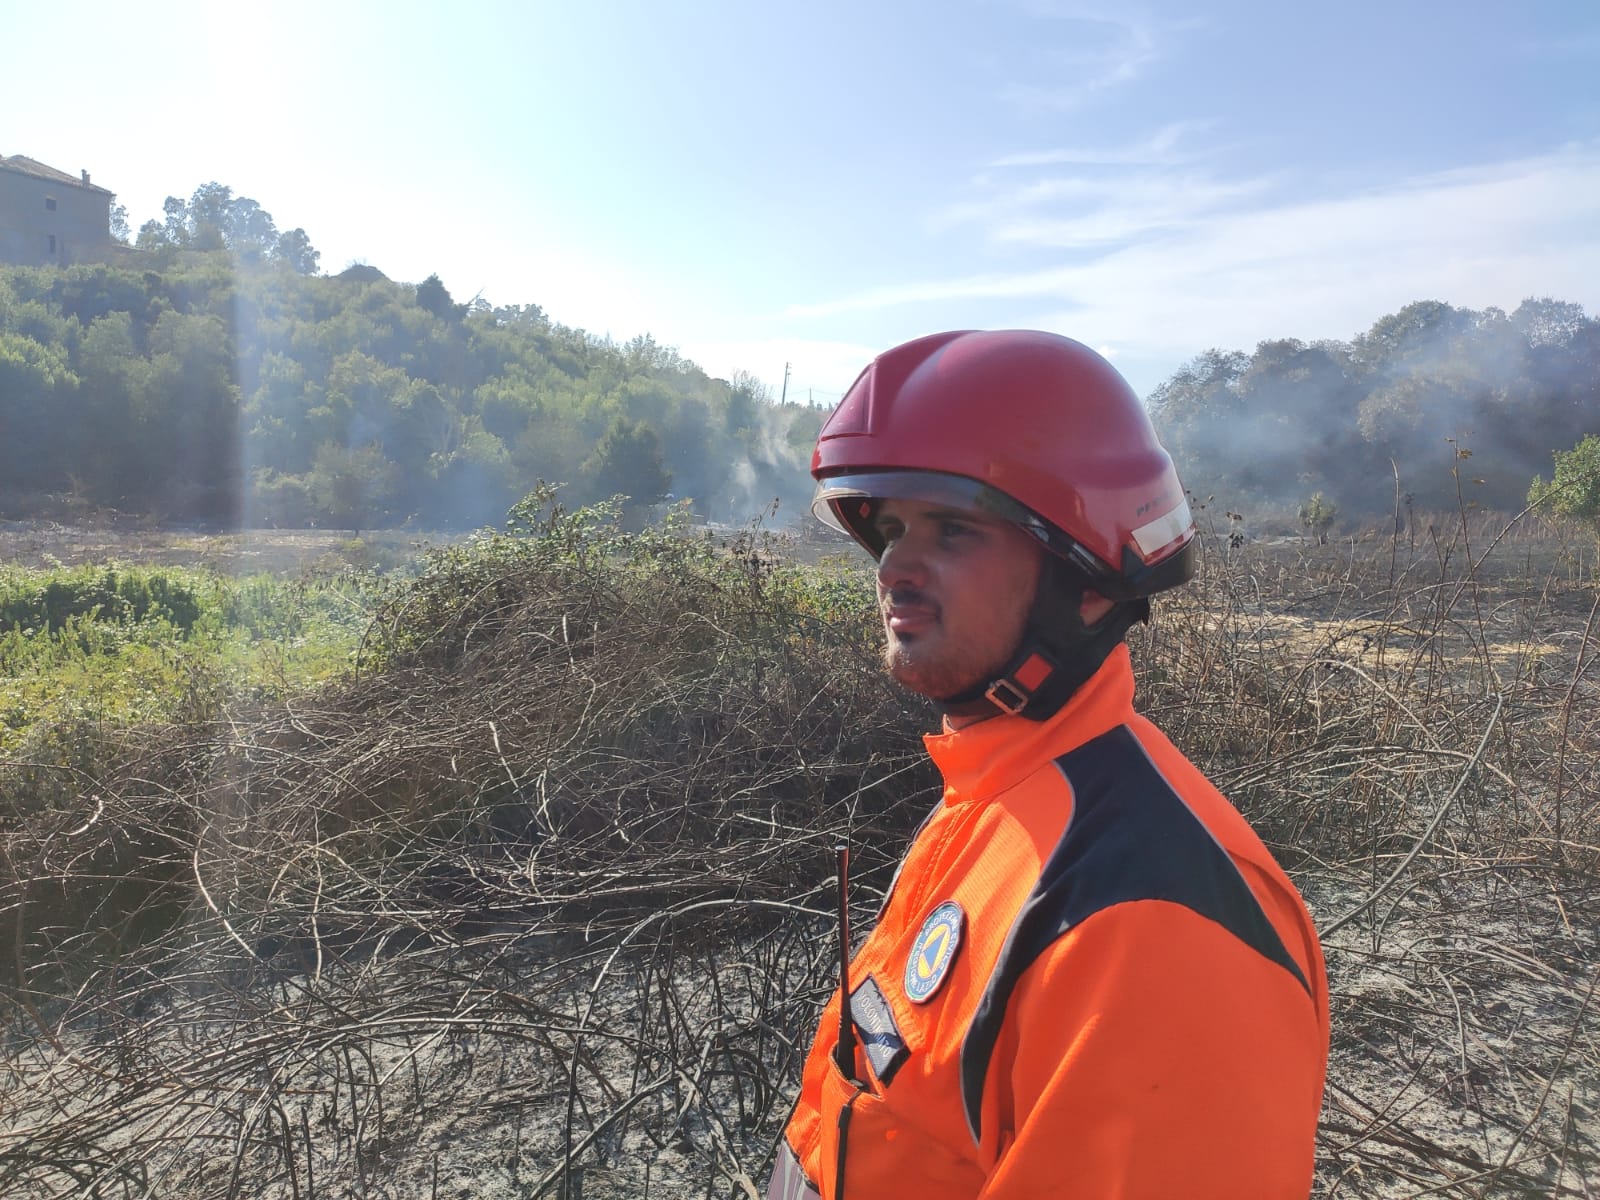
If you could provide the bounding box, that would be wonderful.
[884,602,938,636]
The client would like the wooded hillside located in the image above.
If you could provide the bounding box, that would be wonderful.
[1,182,1594,533]
[1153,298,1598,518]
[0,185,822,530]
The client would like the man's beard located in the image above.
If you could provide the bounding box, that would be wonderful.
[881,625,1003,702]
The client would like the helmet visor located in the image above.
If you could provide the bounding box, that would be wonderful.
[812,470,1053,558]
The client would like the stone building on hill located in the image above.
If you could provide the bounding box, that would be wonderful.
[0,154,114,267]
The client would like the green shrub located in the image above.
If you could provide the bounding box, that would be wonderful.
[0,564,384,756]
[0,564,203,635]
[1529,433,1600,524]
[1297,492,1338,543]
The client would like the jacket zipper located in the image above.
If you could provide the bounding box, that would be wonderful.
[832,1091,860,1200]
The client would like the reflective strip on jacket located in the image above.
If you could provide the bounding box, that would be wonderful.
[774,645,1330,1200]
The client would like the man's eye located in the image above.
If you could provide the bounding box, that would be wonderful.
[940,521,975,539]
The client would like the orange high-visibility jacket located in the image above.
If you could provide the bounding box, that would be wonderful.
[773,646,1329,1200]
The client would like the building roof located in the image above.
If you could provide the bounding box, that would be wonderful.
[0,154,114,195]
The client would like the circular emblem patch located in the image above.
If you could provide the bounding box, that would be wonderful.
[905,900,964,1003]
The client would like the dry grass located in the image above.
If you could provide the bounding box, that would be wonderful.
[1147,514,1600,1197]
[1,504,1596,1198]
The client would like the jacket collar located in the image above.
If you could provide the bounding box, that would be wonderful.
[922,644,1137,802]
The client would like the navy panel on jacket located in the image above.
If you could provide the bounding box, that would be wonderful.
[959,724,1310,1141]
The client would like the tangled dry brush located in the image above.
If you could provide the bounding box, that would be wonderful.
[2,497,1597,1198]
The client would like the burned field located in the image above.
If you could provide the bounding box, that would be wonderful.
[0,508,1596,1198]
[0,519,438,576]
[1147,521,1600,1196]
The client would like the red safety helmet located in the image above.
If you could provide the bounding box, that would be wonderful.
[811,330,1194,600]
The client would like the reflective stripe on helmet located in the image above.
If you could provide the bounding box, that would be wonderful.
[1131,497,1194,559]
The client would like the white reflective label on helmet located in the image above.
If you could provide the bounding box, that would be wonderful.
[1132,498,1193,558]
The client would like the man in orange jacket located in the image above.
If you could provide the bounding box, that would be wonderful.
[770,331,1329,1199]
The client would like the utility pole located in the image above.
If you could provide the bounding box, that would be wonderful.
[780,362,790,406]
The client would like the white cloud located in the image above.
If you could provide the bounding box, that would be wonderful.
[988,120,1213,169]
[934,168,1271,234]
[997,7,1197,112]
[989,172,1279,248]
[933,124,1277,246]
[788,145,1600,382]
[1052,150,1600,353]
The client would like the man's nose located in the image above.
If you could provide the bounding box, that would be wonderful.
[877,534,927,591]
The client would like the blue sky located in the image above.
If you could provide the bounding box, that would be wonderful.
[4,0,1597,402]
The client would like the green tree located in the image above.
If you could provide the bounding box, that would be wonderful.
[583,416,671,515]
[1351,300,1474,375]
[245,352,319,474]
[274,228,321,275]
[223,196,279,263]
[1149,349,1250,497]
[139,182,305,266]
[416,274,465,322]
[510,409,588,495]
[1297,492,1338,544]
[147,311,241,514]
[724,370,769,435]
[308,441,398,536]
[475,373,542,442]
[1529,435,1600,524]
[77,312,143,498]
[1511,297,1590,349]
[0,333,80,496]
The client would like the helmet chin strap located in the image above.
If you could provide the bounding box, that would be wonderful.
[934,558,1149,723]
